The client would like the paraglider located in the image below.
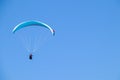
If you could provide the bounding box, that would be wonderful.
[12,20,55,60]
[12,20,55,35]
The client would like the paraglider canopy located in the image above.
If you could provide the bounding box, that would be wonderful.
[12,20,55,36]
[12,20,55,53]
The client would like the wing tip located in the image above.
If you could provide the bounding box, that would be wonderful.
[52,29,55,36]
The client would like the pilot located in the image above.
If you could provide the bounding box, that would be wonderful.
[29,54,33,60]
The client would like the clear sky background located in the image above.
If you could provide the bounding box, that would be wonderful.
[0,0,120,80]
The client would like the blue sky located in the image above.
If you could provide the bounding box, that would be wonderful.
[0,0,120,80]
